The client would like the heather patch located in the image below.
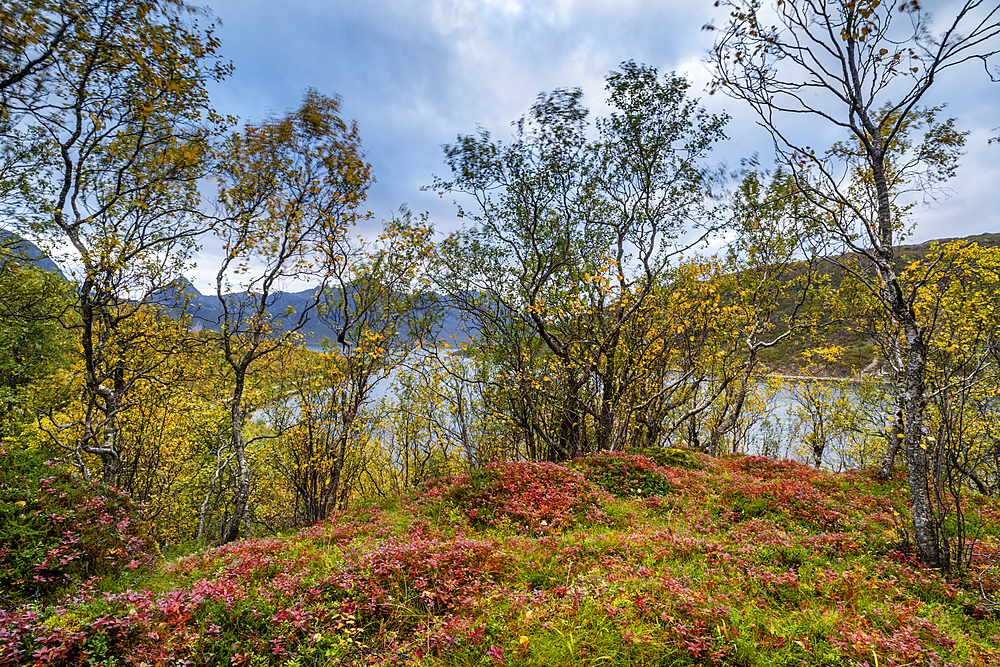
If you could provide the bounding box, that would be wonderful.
[430,460,613,535]
[0,447,158,606]
[728,454,817,481]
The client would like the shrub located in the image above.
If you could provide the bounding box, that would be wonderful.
[627,446,706,470]
[571,453,675,498]
[0,446,158,604]
[436,461,611,534]
[730,454,811,480]
[348,535,507,618]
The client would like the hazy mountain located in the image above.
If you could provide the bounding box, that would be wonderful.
[157,277,472,348]
[17,228,994,356]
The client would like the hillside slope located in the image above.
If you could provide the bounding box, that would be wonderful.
[758,232,1000,376]
[2,451,998,666]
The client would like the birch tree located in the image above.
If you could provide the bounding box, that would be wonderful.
[708,0,1000,567]
[212,89,371,542]
[11,0,229,486]
[434,62,727,460]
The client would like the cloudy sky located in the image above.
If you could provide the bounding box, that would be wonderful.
[189,0,999,289]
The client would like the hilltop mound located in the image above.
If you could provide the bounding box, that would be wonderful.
[2,451,999,666]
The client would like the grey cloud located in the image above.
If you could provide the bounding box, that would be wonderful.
[200,0,998,255]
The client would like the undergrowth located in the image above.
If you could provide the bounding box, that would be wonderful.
[2,449,999,666]
[0,447,158,607]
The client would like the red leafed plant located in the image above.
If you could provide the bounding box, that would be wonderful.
[0,447,158,605]
[433,461,612,534]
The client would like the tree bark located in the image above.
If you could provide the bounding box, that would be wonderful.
[861,133,938,564]
[223,379,250,544]
[707,369,752,456]
[877,405,905,480]
[810,408,825,470]
[900,324,940,566]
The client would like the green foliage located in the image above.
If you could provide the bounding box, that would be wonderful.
[627,447,706,471]
[0,446,158,605]
[0,256,74,439]
[571,453,674,498]
[724,490,776,519]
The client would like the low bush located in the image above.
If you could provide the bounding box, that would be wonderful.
[628,446,706,470]
[571,452,675,498]
[0,446,158,605]
[2,452,999,667]
[432,461,612,534]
